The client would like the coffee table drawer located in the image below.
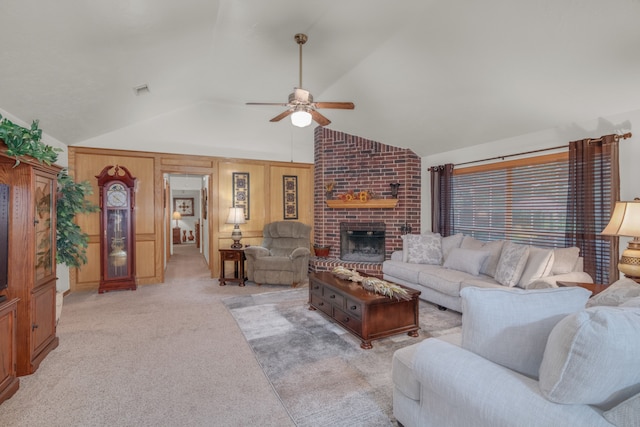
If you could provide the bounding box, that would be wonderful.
[310,294,333,317]
[310,280,323,296]
[334,307,362,335]
[345,299,362,319]
[324,289,345,308]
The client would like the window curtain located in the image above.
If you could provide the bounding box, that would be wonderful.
[565,135,620,283]
[430,163,454,236]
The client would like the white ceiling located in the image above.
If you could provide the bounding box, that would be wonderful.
[1,0,640,158]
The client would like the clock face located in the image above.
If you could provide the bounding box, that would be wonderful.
[107,183,128,207]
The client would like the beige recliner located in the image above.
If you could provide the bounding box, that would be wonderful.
[244,221,311,286]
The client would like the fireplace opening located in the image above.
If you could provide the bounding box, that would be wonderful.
[340,222,385,262]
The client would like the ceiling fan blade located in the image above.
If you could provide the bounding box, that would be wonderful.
[314,102,355,110]
[310,110,331,126]
[270,110,293,122]
[246,102,289,106]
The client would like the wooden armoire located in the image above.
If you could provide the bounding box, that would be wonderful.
[0,150,61,377]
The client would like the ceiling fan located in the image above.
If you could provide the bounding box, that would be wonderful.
[246,33,355,127]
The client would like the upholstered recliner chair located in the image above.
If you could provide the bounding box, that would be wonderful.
[244,221,311,286]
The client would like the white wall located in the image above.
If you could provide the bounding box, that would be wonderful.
[421,108,640,254]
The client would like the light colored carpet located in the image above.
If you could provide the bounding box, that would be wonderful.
[223,287,462,426]
[0,244,297,427]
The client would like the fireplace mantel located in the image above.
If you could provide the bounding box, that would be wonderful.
[326,199,399,209]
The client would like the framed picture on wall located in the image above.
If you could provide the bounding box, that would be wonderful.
[202,188,208,219]
[283,175,298,219]
[174,198,194,216]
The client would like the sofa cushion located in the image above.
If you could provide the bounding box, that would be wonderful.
[382,260,434,284]
[441,233,464,262]
[402,233,442,264]
[443,248,489,276]
[586,277,640,308]
[460,277,503,291]
[460,286,591,379]
[418,267,472,297]
[391,343,421,401]
[517,247,555,288]
[494,241,530,287]
[539,306,640,408]
[461,237,504,277]
[603,392,640,427]
[551,247,580,274]
[254,256,296,272]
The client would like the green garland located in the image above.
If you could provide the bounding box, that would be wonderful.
[0,115,98,267]
[0,114,61,165]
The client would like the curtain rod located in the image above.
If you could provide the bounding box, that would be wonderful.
[452,132,632,168]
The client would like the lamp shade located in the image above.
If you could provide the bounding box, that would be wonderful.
[225,207,246,225]
[601,201,640,237]
[291,110,312,127]
[172,211,182,220]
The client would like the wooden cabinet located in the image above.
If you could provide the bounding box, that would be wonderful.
[0,298,19,404]
[173,227,181,244]
[0,151,61,376]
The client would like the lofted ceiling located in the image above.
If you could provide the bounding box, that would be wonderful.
[1,0,640,159]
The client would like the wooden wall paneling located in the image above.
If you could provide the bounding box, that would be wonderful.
[69,150,158,291]
[136,240,156,279]
[269,165,313,226]
[75,242,101,291]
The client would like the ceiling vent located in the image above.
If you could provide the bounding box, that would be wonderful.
[133,84,151,96]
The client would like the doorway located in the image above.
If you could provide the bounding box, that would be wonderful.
[166,174,210,270]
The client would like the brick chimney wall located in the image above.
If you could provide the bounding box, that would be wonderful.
[313,127,421,269]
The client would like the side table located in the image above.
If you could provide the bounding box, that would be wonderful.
[173,227,181,244]
[556,281,609,296]
[219,248,246,286]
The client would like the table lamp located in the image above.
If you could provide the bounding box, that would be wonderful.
[226,207,246,248]
[172,211,181,228]
[601,198,640,281]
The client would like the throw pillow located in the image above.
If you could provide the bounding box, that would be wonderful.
[443,248,490,276]
[460,286,591,379]
[517,247,555,288]
[539,306,640,408]
[460,236,504,276]
[621,296,640,308]
[603,392,640,427]
[402,233,442,265]
[494,241,530,287]
[551,247,580,274]
[441,233,464,262]
[401,232,437,262]
[586,277,640,308]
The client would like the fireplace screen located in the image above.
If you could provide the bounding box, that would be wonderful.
[340,222,386,262]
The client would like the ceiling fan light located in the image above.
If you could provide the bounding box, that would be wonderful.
[291,110,312,127]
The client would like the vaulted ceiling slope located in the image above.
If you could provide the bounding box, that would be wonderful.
[1,0,640,159]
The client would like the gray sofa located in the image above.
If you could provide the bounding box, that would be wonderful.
[383,233,593,312]
[392,284,640,427]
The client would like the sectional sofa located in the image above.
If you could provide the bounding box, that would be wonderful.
[382,233,593,312]
[391,281,640,427]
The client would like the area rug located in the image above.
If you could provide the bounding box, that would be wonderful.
[223,288,462,426]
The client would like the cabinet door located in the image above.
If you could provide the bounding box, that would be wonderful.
[34,173,56,286]
[31,283,56,357]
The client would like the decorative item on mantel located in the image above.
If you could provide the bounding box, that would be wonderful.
[332,266,411,300]
[326,188,399,208]
[324,181,335,199]
[390,182,401,198]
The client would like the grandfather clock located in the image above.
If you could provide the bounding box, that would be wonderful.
[96,165,137,294]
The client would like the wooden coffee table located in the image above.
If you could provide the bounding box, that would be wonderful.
[308,271,421,349]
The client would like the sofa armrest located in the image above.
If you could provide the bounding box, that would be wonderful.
[244,246,270,260]
[391,250,403,261]
[290,247,311,259]
[412,339,609,427]
[526,272,594,289]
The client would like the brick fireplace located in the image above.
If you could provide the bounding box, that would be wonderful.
[311,127,421,276]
